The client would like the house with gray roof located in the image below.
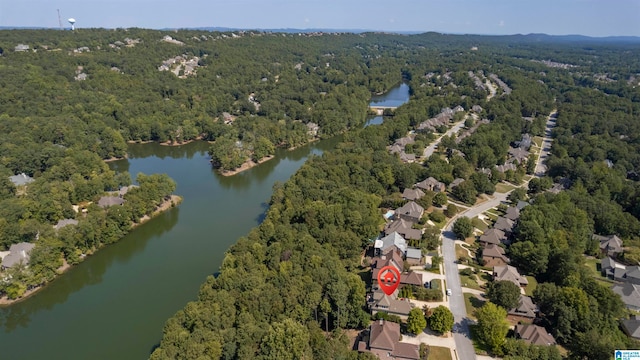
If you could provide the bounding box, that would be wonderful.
[98,196,125,208]
[1,242,36,269]
[402,188,425,201]
[495,163,517,173]
[508,147,530,164]
[375,232,408,256]
[505,206,521,221]
[612,283,640,311]
[395,201,424,223]
[508,295,538,321]
[493,265,528,287]
[54,219,78,231]
[384,219,421,241]
[368,293,415,319]
[448,178,465,190]
[9,173,35,186]
[399,152,416,163]
[514,324,556,346]
[594,234,624,257]
[622,315,640,340]
[118,185,139,197]
[405,248,422,265]
[493,216,515,233]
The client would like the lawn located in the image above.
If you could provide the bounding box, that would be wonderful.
[524,275,538,296]
[583,256,615,287]
[455,244,472,261]
[495,183,517,193]
[428,345,452,360]
[533,136,543,148]
[471,216,489,232]
[463,293,485,320]
[459,273,483,291]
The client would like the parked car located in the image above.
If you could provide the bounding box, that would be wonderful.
[424,282,430,289]
[446,288,452,296]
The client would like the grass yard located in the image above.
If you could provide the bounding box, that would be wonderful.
[428,345,453,360]
[471,216,489,232]
[460,274,483,291]
[533,136,543,148]
[463,292,485,320]
[524,275,538,296]
[495,182,517,193]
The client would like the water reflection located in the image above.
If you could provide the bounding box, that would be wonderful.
[0,207,179,332]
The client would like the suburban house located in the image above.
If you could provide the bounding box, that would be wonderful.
[515,133,532,150]
[493,217,515,233]
[621,315,640,340]
[368,292,415,319]
[495,163,517,173]
[371,246,404,278]
[358,319,420,360]
[384,219,422,241]
[514,324,557,346]
[478,228,507,246]
[405,248,422,265]
[1,242,36,270]
[9,173,35,187]
[53,219,78,231]
[98,196,125,208]
[399,271,423,288]
[505,207,521,221]
[415,177,446,193]
[395,201,424,223]
[516,200,530,211]
[118,185,139,197]
[508,147,530,165]
[493,265,529,287]
[612,283,640,311]
[448,178,465,190]
[399,152,416,163]
[482,244,510,268]
[594,234,624,257]
[601,257,640,284]
[508,295,538,322]
[401,188,425,201]
[375,232,408,255]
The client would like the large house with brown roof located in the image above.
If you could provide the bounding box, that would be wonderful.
[415,177,446,193]
[358,319,420,360]
[478,228,507,246]
[384,219,422,241]
[482,244,510,268]
[514,324,556,346]
[368,292,415,319]
[493,265,528,287]
[508,295,538,322]
[402,188,425,201]
[493,216,515,233]
[400,271,423,288]
[395,201,424,223]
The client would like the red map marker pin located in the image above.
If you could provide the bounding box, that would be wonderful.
[378,265,400,296]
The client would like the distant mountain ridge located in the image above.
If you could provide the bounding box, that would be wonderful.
[1,26,639,43]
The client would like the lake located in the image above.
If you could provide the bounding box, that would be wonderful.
[0,82,410,359]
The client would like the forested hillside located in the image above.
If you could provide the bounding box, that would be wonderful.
[2,28,640,359]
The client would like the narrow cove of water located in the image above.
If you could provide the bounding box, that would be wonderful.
[0,82,410,359]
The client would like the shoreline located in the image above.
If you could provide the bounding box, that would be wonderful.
[219,155,275,177]
[0,195,183,306]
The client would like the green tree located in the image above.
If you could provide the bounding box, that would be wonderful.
[486,280,521,310]
[433,192,448,207]
[260,318,312,360]
[452,180,478,204]
[453,217,473,240]
[474,302,509,355]
[406,307,427,335]
[429,305,454,334]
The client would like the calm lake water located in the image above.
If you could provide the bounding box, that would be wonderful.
[0,83,410,359]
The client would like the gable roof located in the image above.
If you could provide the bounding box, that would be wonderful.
[372,246,404,273]
[516,200,530,210]
[625,266,640,281]
[396,201,424,220]
[598,234,623,254]
[98,196,125,208]
[612,283,640,309]
[415,177,445,192]
[493,265,528,286]
[509,295,537,319]
[479,228,506,245]
[9,173,35,186]
[493,217,515,233]
[482,244,509,262]
[384,219,422,240]
[376,232,408,254]
[370,293,414,316]
[370,319,399,351]
[406,248,422,260]
[622,316,640,339]
[505,206,520,221]
[54,219,78,230]
[508,147,530,164]
[402,188,425,201]
[1,242,36,268]
[399,152,417,163]
[400,271,423,286]
[394,342,420,360]
[515,324,556,346]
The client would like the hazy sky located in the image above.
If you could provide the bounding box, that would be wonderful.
[1,0,639,36]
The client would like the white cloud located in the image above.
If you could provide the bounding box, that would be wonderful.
[499,20,505,27]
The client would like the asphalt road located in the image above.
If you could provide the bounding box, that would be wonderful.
[534,110,557,177]
[441,193,510,360]
[423,120,466,158]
